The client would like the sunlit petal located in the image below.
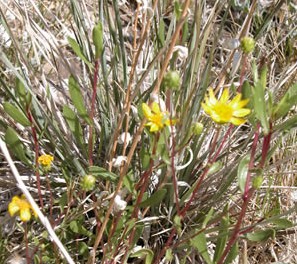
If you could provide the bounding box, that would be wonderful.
[220,88,230,103]
[233,108,251,117]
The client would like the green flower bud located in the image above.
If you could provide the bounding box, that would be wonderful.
[252,175,263,189]
[191,122,204,135]
[81,175,96,191]
[163,71,181,90]
[240,36,255,54]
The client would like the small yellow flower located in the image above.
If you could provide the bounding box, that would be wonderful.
[142,102,173,132]
[8,195,37,222]
[202,88,251,125]
[38,154,54,170]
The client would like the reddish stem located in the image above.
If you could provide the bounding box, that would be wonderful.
[260,122,272,169]
[217,124,260,264]
[153,125,233,263]
[88,59,100,166]
[27,107,43,208]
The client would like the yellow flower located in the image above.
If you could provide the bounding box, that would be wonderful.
[8,195,37,222]
[38,154,54,170]
[202,88,251,125]
[142,102,172,132]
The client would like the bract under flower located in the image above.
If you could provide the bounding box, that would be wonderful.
[201,88,251,125]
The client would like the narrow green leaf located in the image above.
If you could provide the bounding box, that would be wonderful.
[3,102,30,127]
[158,18,165,47]
[237,155,250,193]
[247,229,275,242]
[69,220,79,233]
[78,242,89,256]
[213,216,229,263]
[68,76,90,124]
[273,83,297,120]
[202,208,214,228]
[93,22,104,59]
[62,105,85,150]
[130,249,154,264]
[252,64,269,134]
[16,78,26,98]
[139,189,167,208]
[190,232,212,264]
[67,37,92,68]
[5,127,30,165]
[88,166,117,182]
[225,242,238,264]
[271,218,293,229]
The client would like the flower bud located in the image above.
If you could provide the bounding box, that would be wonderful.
[81,175,96,191]
[240,36,255,54]
[163,71,181,90]
[191,122,203,135]
[252,175,263,189]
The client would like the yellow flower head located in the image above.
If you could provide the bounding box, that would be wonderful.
[38,154,54,170]
[8,195,37,222]
[201,88,251,125]
[142,102,172,132]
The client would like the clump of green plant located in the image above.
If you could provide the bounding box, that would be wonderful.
[1,0,297,263]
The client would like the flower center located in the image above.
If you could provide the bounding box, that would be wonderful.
[150,114,164,128]
[214,103,233,122]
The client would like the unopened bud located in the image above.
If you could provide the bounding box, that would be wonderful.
[81,175,96,191]
[191,122,203,135]
[163,71,181,90]
[240,36,255,54]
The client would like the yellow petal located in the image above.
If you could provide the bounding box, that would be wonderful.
[151,102,161,114]
[208,89,217,105]
[233,108,251,117]
[150,123,160,132]
[230,117,246,125]
[8,201,20,216]
[220,88,230,103]
[142,103,152,119]
[20,208,31,222]
[201,103,212,115]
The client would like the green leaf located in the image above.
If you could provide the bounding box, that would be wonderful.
[271,218,293,229]
[67,37,92,68]
[202,208,214,228]
[139,189,167,208]
[225,242,238,264]
[69,220,79,233]
[93,22,104,59]
[252,64,270,135]
[3,102,30,126]
[88,166,117,182]
[158,18,165,47]
[130,249,154,264]
[78,242,89,256]
[62,105,85,150]
[68,76,90,124]
[237,155,250,193]
[59,192,68,211]
[165,248,173,261]
[208,162,222,176]
[69,220,93,236]
[247,229,275,242]
[273,83,297,120]
[123,172,135,194]
[5,127,30,165]
[213,216,229,263]
[190,232,212,264]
